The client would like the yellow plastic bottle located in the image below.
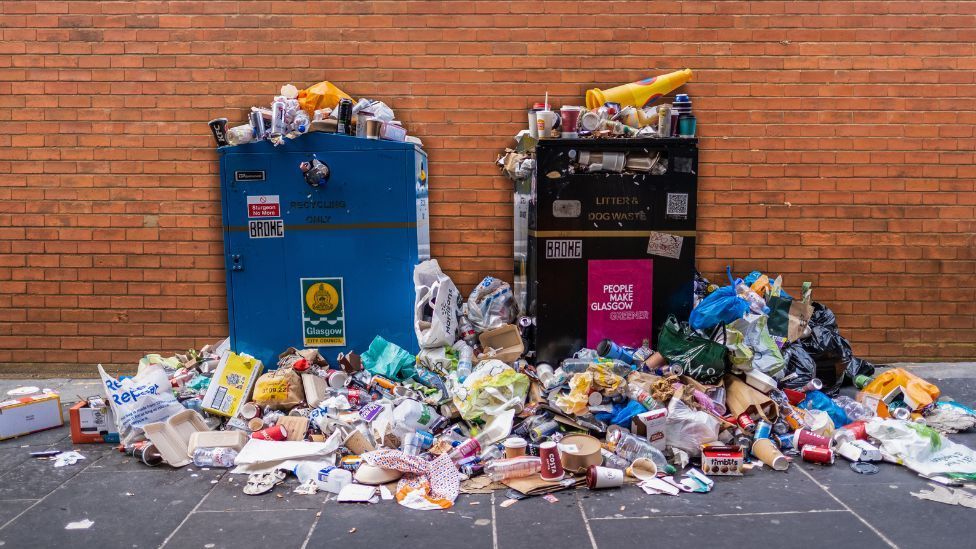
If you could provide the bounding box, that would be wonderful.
[855,368,940,418]
[585,69,693,110]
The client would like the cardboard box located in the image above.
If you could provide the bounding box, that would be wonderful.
[632,408,668,451]
[70,399,119,444]
[700,445,744,476]
[478,324,524,364]
[0,393,64,441]
[202,352,263,418]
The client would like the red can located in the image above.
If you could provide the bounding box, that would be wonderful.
[793,428,831,449]
[737,413,756,433]
[801,446,835,464]
[251,424,288,441]
[539,441,564,481]
[844,420,868,441]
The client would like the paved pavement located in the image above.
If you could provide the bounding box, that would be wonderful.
[0,364,974,549]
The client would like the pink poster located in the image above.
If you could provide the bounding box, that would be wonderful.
[586,259,653,349]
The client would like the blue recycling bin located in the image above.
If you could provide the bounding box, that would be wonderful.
[217,132,429,368]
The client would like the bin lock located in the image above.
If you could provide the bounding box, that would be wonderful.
[299,155,330,188]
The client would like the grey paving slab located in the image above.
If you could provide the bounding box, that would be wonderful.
[0,469,221,549]
[0,446,96,500]
[587,511,890,548]
[309,492,494,549]
[494,491,592,549]
[0,500,34,527]
[163,509,319,549]
[0,423,71,448]
[197,474,327,512]
[822,477,976,548]
[0,448,33,477]
[580,467,841,519]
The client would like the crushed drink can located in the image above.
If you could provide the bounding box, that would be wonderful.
[753,421,772,441]
[801,446,835,464]
[775,433,794,450]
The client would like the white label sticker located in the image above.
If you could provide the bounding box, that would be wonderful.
[552,200,582,218]
[545,239,582,259]
[247,195,280,218]
[646,231,683,259]
[248,219,285,238]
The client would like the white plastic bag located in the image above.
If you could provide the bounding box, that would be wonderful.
[98,363,184,446]
[728,314,785,378]
[450,360,528,422]
[866,419,976,479]
[664,397,719,457]
[413,259,461,349]
[466,277,516,332]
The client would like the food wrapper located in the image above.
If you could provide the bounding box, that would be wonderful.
[451,360,528,422]
[297,80,353,116]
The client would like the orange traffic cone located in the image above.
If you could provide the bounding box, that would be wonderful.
[585,69,693,110]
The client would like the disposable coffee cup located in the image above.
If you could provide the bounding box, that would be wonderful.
[587,465,624,489]
[247,417,265,431]
[365,118,381,139]
[752,438,789,471]
[326,370,348,389]
[536,110,559,139]
[208,117,228,147]
[240,402,262,420]
[504,436,527,458]
[626,457,658,481]
[559,106,582,138]
[527,109,539,139]
[601,152,626,172]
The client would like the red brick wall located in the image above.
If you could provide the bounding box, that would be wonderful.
[1,1,974,371]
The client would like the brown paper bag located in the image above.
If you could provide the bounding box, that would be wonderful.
[253,367,304,410]
[724,375,778,422]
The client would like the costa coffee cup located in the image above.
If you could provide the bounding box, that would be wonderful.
[793,428,831,449]
[625,457,658,481]
[539,440,564,481]
[504,437,527,458]
[559,106,582,138]
[251,424,288,441]
[752,438,789,471]
[586,465,624,489]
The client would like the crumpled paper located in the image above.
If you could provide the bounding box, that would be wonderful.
[54,451,85,467]
[362,448,460,510]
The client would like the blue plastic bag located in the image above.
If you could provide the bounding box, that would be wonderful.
[799,390,850,427]
[593,399,647,428]
[689,285,749,331]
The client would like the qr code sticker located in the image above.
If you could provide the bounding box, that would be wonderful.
[666,193,688,219]
[646,231,684,259]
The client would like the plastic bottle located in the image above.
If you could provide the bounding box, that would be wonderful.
[597,339,636,364]
[192,447,238,468]
[485,456,542,481]
[393,399,443,433]
[293,110,310,133]
[448,437,481,464]
[626,384,658,410]
[457,315,478,346]
[453,340,474,381]
[734,279,770,315]
[605,426,669,472]
[833,395,874,422]
[560,358,593,373]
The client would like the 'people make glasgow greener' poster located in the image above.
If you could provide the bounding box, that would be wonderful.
[300,277,346,346]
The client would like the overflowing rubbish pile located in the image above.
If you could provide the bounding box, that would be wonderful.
[63,259,976,510]
[207,80,417,148]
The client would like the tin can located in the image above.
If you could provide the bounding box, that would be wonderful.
[774,433,794,450]
[529,419,560,442]
[737,413,756,433]
[240,401,262,420]
[249,109,265,139]
[449,437,482,464]
[735,434,753,452]
[251,424,288,441]
[336,98,353,135]
[753,421,772,441]
[326,369,348,389]
[801,446,835,464]
[539,441,564,481]
[772,419,791,435]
